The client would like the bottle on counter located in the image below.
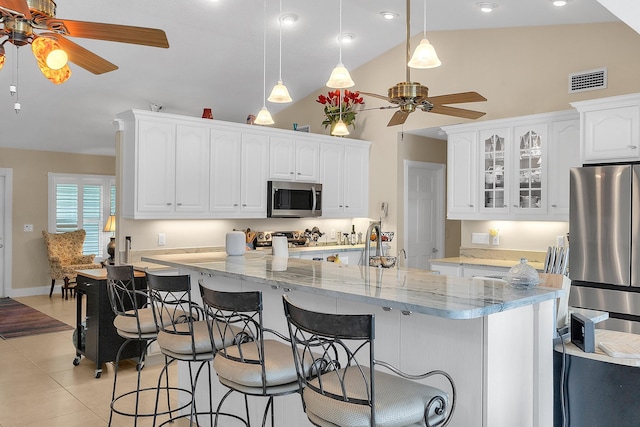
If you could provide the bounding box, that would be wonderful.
[351,225,356,245]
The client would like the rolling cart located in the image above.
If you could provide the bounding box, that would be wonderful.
[73,268,147,378]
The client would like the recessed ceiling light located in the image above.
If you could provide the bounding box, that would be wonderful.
[279,13,298,25]
[476,2,499,13]
[380,11,399,20]
[550,0,570,7]
[338,33,356,44]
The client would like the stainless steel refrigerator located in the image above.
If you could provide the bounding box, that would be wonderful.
[569,164,640,333]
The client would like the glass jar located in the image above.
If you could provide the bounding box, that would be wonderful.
[506,258,540,289]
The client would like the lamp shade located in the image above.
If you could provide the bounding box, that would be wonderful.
[267,80,293,103]
[103,215,116,233]
[31,37,71,84]
[326,63,355,88]
[408,38,442,69]
[331,119,350,136]
[254,106,274,125]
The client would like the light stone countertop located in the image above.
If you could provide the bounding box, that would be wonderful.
[142,251,561,320]
[430,256,545,271]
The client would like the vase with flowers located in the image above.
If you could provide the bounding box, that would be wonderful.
[316,89,365,135]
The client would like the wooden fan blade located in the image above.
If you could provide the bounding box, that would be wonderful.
[0,0,31,18]
[427,91,487,106]
[47,19,169,48]
[388,110,410,127]
[51,35,118,74]
[429,105,486,119]
[360,91,391,102]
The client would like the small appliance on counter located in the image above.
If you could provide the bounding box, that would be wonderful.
[255,230,308,247]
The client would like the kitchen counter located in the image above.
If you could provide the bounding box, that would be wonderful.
[142,251,560,320]
[143,251,559,427]
[430,256,545,271]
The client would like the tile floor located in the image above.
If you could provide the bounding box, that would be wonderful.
[0,294,190,427]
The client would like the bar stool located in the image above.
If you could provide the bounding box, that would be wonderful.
[105,265,166,426]
[199,284,301,427]
[147,273,235,426]
[282,294,457,427]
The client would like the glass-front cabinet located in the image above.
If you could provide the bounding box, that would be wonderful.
[480,129,509,213]
[514,124,546,213]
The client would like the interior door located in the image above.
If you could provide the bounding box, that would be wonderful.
[404,161,445,269]
[0,168,11,298]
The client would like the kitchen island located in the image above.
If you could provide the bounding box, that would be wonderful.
[143,251,562,427]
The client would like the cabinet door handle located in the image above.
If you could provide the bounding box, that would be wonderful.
[166,202,172,206]
[401,310,412,316]
[551,204,558,207]
[513,205,519,208]
[290,172,294,175]
[270,285,279,290]
[177,203,182,206]
[282,287,291,292]
[629,145,638,149]
[345,205,349,208]
[242,203,247,207]
[469,204,474,208]
[382,306,392,312]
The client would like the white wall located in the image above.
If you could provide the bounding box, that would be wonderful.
[461,221,569,252]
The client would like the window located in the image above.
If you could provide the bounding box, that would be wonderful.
[48,173,115,259]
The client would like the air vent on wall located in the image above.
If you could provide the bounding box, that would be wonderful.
[569,68,607,93]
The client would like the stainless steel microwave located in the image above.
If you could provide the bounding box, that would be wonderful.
[267,181,322,218]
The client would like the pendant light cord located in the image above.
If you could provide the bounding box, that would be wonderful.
[262,0,267,107]
[278,0,282,81]
[338,0,343,64]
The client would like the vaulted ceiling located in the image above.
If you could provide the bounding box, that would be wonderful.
[0,0,619,155]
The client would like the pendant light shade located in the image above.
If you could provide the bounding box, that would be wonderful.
[331,119,350,136]
[408,38,441,69]
[326,63,354,88]
[255,106,275,125]
[268,80,292,103]
[326,0,354,89]
[409,0,441,70]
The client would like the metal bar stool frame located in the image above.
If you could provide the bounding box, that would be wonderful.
[105,265,173,426]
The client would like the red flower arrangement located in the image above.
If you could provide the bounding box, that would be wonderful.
[316,89,365,131]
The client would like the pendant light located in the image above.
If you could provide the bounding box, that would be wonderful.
[408,0,441,69]
[255,0,274,125]
[268,0,292,103]
[326,0,354,88]
[331,90,350,136]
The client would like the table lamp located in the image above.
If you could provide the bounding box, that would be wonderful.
[103,214,116,264]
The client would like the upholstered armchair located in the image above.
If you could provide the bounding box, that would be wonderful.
[42,229,101,299]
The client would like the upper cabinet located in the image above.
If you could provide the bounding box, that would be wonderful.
[571,93,640,164]
[442,110,579,221]
[269,137,320,182]
[116,110,370,220]
[319,141,370,218]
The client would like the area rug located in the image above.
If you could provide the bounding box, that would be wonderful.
[0,298,73,339]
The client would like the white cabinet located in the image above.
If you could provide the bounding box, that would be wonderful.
[125,120,209,218]
[269,137,319,182]
[572,93,640,163]
[548,119,580,217]
[442,110,579,221]
[320,141,370,218]
[210,130,268,218]
[447,132,477,216]
[117,109,369,220]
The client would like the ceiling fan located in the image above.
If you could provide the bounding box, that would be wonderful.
[0,0,169,82]
[360,0,486,127]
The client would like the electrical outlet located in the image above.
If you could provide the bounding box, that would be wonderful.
[330,229,336,239]
[23,224,33,232]
[158,233,166,246]
[472,232,490,245]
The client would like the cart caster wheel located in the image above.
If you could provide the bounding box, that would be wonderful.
[73,356,81,366]
[95,370,102,379]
